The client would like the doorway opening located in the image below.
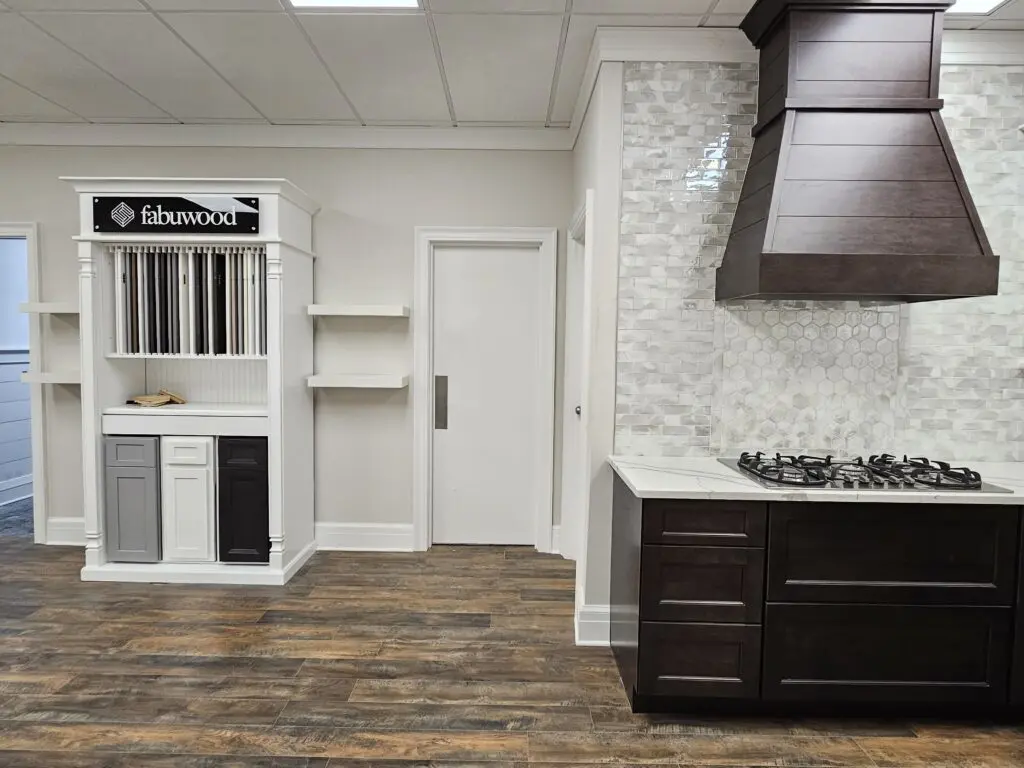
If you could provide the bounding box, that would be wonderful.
[0,234,33,538]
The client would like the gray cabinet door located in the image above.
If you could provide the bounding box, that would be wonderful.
[105,436,158,468]
[104,466,160,563]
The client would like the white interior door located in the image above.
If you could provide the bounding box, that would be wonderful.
[432,243,548,545]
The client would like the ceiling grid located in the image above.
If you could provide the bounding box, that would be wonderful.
[0,0,1019,127]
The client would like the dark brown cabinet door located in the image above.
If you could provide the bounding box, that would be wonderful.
[643,500,766,547]
[767,503,1019,605]
[218,438,269,564]
[763,603,1011,703]
[638,622,761,699]
[642,545,765,623]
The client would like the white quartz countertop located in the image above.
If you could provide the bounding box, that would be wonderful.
[608,456,1024,505]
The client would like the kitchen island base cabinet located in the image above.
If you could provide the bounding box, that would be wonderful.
[161,436,216,563]
[218,437,270,564]
[610,475,1024,714]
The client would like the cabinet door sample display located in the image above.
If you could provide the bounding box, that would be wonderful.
[218,437,270,563]
[109,244,267,357]
[104,436,161,563]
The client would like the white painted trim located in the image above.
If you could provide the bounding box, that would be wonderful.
[413,227,558,554]
[2,124,572,151]
[550,524,561,555]
[0,475,32,506]
[46,516,85,546]
[315,522,415,552]
[283,540,318,582]
[575,603,611,647]
[0,223,46,544]
[942,31,1024,65]
[570,28,756,148]
[82,559,300,585]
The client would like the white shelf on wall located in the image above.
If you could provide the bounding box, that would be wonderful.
[19,302,79,315]
[106,353,268,361]
[307,304,410,318]
[21,371,81,385]
[307,374,409,390]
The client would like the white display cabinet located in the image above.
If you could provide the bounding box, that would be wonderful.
[66,177,319,585]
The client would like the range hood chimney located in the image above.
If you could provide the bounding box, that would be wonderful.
[717,0,999,302]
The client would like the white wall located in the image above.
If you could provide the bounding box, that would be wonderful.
[0,146,573,532]
[0,237,32,505]
[571,63,624,641]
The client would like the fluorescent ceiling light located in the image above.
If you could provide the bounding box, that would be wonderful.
[290,0,420,7]
[947,0,1003,13]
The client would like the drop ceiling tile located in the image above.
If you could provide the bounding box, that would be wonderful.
[161,11,357,122]
[552,14,703,122]
[0,14,168,118]
[299,13,449,122]
[0,75,83,120]
[704,13,745,25]
[148,0,284,10]
[710,0,754,14]
[433,13,562,122]
[574,0,711,12]
[430,0,565,11]
[26,12,262,120]
[4,0,143,9]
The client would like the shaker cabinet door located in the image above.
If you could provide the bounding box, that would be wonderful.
[218,466,270,563]
[104,466,160,563]
[161,437,215,562]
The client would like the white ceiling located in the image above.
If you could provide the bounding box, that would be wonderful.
[0,0,1020,127]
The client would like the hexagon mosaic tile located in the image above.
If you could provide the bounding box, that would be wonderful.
[616,61,1024,460]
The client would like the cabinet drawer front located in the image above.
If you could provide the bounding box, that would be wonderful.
[763,603,1011,703]
[161,436,212,467]
[768,503,1019,605]
[642,546,765,623]
[643,500,767,547]
[218,437,268,469]
[105,436,158,468]
[637,622,761,698]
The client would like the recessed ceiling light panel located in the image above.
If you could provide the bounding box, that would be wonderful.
[289,0,421,7]
[947,0,1004,13]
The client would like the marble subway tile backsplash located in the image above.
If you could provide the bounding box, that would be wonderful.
[616,61,1024,460]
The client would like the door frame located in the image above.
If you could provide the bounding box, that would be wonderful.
[0,223,46,544]
[562,193,594,565]
[413,227,558,552]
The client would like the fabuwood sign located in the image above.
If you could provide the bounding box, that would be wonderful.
[93,196,260,235]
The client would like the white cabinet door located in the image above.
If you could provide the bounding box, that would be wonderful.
[161,436,215,562]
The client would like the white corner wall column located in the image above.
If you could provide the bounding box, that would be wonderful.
[413,227,558,554]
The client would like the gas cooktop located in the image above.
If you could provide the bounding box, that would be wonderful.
[719,452,1013,493]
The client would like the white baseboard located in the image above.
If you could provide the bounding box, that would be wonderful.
[82,561,294,586]
[315,522,415,552]
[0,475,32,506]
[283,539,318,581]
[550,524,561,555]
[46,516,85,546]
[576,603,611,646]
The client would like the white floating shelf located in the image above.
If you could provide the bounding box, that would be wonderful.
[19,302,79,315]
[22,371,81,385]
[104,402,268,418]
[307,304,410,318]
[107,354,267,361]
[307,374,409,390]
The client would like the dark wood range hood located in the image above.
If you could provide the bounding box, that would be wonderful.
[716,0,1000,303]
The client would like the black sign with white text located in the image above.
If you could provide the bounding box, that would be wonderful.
[93,196,260,234]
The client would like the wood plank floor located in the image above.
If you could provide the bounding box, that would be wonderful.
[0,537,1022,767]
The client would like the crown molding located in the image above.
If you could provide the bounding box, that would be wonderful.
[0,123,573,151]
[569,28,757,149]
[941,31,1024,65]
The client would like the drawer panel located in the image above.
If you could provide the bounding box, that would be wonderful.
[763,603,1011,704]
[637,622,761,699]
[643,500,767,547]
[642,545,764,623]
[104,436,158,468]
[767,503,1019,605]
[161,436,212,466]
[218,437,269,469]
